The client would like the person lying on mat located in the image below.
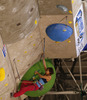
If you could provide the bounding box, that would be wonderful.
[13,55,54,97]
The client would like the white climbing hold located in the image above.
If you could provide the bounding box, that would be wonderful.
[0,6,5,11]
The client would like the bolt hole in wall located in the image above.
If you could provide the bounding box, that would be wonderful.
[17,23,21,26]
[30,7,34,12]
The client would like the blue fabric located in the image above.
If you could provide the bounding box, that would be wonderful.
[41,78,47,83]
[46,23,73,42]
[36,81,41,88]
[39,78,45,85]
[83,44,87,51]
[36,78,47,87]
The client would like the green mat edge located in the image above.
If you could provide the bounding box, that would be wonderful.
[19,59,56,97]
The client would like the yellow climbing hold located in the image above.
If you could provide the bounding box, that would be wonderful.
[72,0,74,3]
[0,68,5,81]
[55,41,60,43]
[0,97,2,99]
[63,29,67,32]
[17,60,20,62]
[24,51,27,54]
[68,21,72,24]
[68,40,71,43]
[5,83,8,86]
[69,10,72,14]
[35,20,37,25]
[33,44,36,46]
[30,36,32,38]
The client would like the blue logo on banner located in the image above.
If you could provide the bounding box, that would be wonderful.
[2,45,6,57]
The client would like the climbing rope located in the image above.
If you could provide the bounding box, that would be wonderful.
[59,16,68,24]
[79,55,83,100]
[13,59,21,81]
[43,38,45,57]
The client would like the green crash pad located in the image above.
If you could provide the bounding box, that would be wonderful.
[19,59,56,97]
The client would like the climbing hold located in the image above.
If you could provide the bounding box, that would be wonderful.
[56,5,68,12]
[0,68,5,81]
[5,83,8,86]
[17,60,20,62]
[35,20,37,25]
[30,36,32,38]
[46,23,73,42]
[32,76,36,80]
[63,29,67,32]
[24,51,27,54]
[33,44,36,46]
[72,0,74,3]
[12,8,17,13]
[68,21,72,24]
[68,40,71,43]
[0,97,2,99]
[69,10,72,14]
[0,6,5,11]
[55,41,60,43]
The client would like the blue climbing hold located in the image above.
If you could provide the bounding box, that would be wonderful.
[46,23,73,42]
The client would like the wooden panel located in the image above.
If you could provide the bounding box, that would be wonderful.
[39,15,77,58]
[38,0,72,15]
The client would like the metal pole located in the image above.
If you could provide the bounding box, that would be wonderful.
[84,83,87,90]
[79,55,83,90]
[62,60,80,90]
[47,91,80,95]
[82,51,87,52]
[40,95,45,100]
[59,84,69,100]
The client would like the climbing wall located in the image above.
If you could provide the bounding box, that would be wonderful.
[0,35,17,100]
[0,0,39,44]
[0,0,87,99]
[7,26,43,81]
[0,0,42,99]
[38,0,87,58]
